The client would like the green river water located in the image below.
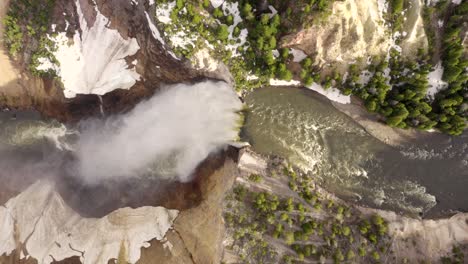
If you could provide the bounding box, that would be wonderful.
[242,87,468,218]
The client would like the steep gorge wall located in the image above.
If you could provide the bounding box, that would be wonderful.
[283,0,428,68]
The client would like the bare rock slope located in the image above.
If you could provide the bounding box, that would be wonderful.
[283,0,428,67]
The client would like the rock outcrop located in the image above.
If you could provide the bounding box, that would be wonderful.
[283,0,392,67]
[359,207,468,262]
[139,148,240,264]
[0,145,240,264]
[282,0,428,68]
[0,180,179,264]
[399,0,428,58]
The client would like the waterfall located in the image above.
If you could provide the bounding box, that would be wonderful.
[72,81,243,184]
[97,95,104,117]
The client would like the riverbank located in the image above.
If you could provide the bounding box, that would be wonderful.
[359,207,468,262]
[331,95,438,148]
[231,148,468,263]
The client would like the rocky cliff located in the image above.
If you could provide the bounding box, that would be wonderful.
[282,0,428,69]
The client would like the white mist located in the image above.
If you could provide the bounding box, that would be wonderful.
[74,81,242,184]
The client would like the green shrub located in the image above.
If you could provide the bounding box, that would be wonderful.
[216,24,230,41]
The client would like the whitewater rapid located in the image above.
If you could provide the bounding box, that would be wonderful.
[243,87,467,217]
[0,81,243,185]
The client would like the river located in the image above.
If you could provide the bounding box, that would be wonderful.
[1,86,467,218]
[242,87,468,218]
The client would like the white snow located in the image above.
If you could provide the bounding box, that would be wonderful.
[306,83,351,104]
[427,62,448,99]
[0,206,15,256]
[131,0,138,5]
[0,180,178,264]
[268,5,278,17]
[169,31,196,49]
[36,57,59,73]
[155,2,198,52]
[246,74,259,81]
[291,48,308,62]
[210,0,224,8]
[221,2,247,56]
[438,19,444,28]
[156,1,175,24]
[269,79,301,86]
[38,0,141,98]
[452,0,462,4]
[272,49,280,58]
[149,0,155,5]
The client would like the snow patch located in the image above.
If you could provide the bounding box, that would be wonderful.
[269,79,301,86]
[156,1,175,24]
[272,49,279,58]
[437,19,444,28]
[246,74,259,81]
[306,83,351,104]
[268,5,278,17]
[210,0,224,8]
[427,62,448,99]
[221,2,246,56]
[0,180,178,264]
[169,30,196,50]
[291,48,308,62]
[36,57,58,73]
[39,0,141,98]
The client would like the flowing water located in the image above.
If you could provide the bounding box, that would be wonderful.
[242,87,468,218]
[0,81,242,216]
[1,85,466,218]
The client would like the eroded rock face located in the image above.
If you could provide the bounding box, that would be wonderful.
[0,180,179,264]
[283,0,391,66]
[0,146,240,264]
[282,0,427,68]
[137,148,240,264]
[399,0,428,57]
[359,208,468,262]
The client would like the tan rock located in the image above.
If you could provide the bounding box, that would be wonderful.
[283,0,427,68]
[137,231,194,264]
[400,0,429,57]
[283,0,391,67]
[174,159,239,264]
